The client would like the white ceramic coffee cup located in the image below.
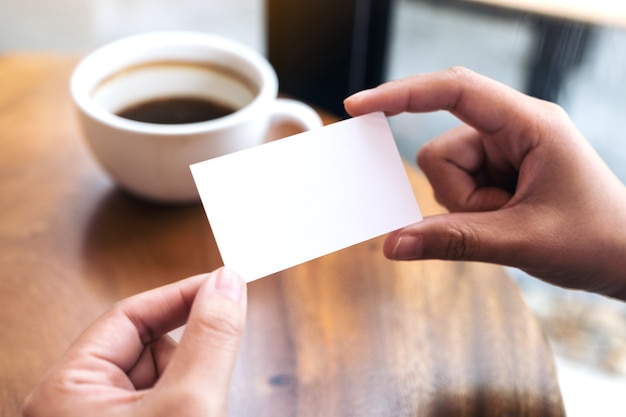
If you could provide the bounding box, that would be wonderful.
[71,31,322,203]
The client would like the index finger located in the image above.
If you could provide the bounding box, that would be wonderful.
[344,66,540,135]
[64,274,208,373]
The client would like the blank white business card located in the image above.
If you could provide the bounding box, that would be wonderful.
[190,112,422,282]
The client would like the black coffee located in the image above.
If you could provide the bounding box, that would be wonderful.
[117,96,236,124]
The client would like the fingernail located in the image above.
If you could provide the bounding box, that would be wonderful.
[214,267,245,302]
[392,235,423,260]
[344,89,371,103]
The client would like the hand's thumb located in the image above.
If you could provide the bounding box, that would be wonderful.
[157,267,247,408]
[384,212,516,264]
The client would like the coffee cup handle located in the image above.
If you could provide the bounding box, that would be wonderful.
[270,98,324,131]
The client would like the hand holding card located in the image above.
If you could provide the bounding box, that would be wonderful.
[191,112,422,282]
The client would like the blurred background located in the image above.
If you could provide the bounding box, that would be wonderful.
[1,0,626,414]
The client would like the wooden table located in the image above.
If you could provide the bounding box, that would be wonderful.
[0,54,565,417]
[465,0,626,28]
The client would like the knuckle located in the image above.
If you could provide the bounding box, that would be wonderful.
[542,99,565,115]
[538,100,569,123]
[445,65,475,80]
[416,140,436,168]
[198,307,244,343]
[444,222,480,260]
[442,66,478,107]
[432,190,457,212]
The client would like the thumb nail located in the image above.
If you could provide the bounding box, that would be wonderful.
[391,234,423,260]
[344,89,371,104]
[214,267,245,302]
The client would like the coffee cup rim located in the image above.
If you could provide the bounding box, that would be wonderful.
[70,31,277,135]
